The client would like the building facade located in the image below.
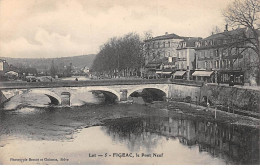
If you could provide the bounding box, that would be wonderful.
[143,32,187,78]
[0,59,9,80]
[193,28,256,85]
[175,37,202,80]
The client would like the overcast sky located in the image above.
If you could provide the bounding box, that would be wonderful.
[0,0,233,58]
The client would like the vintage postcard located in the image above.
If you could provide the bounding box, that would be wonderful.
[0,0,259,165]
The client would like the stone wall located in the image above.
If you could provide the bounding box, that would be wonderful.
[200,84,260,113]
[168,84,201,101]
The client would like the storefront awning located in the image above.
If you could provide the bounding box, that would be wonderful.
[173,71,186,76]
[5,71,18,76]
[161,71,173,74]
[156,69,174,74]
[192,71,214,77]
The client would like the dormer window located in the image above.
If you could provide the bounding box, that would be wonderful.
[195,42,199,47]
[183,42,186,48]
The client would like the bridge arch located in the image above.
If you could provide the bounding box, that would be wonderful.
[28,89,62,105]
[127,86,168,99]
[88,88,120,102]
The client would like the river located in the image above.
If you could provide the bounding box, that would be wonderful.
[0,91,259,165]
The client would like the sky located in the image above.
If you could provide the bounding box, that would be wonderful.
[0,0,233,58]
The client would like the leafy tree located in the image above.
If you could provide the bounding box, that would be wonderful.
[91,32,144,77]
[50,60,57,77]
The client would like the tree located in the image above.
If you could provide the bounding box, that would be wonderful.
[223,0,260,85]
[50,60,57,77]
[91,32,144,77]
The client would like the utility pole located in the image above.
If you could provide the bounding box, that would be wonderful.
[117,53,120,78]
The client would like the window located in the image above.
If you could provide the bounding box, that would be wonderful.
[163,42,165,48]
[216,60,219,69]
[183,42,186,48]
[157,51,160,57]
[209,50,212,57]
[214,49,219,57]
[223,49,227,57]
[153,43,155,48]
[158,42,160,48]
[168,41,171,47]
[202,51,205,58]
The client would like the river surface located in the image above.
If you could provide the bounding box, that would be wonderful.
[0,92,259,165]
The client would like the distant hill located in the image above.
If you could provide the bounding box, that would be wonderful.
[0,54,96,72]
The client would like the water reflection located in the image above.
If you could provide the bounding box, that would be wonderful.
[102,116,259,165]
[0,101,259,165]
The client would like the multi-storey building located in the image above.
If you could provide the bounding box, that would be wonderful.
[174,37,202,80]
[143,32,188,78]
[193,28,257,85]
[0,59,9,80]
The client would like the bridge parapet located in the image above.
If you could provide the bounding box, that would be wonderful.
[0,78,203,90]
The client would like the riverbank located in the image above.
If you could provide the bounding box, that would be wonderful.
[146,100,260,129]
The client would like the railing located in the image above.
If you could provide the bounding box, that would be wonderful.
[0,78,203,89]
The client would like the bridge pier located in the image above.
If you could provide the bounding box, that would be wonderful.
[120,89,128,101]
[61,92,71,106]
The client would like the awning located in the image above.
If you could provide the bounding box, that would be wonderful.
[156,70,162,74]
[161,71,173,74]
[5,71,18,76]
[173,71,186,76]
[192,71,214,77]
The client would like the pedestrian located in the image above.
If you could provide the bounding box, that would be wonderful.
[217,73,221,85]
[240,74,244,85]
[206,102,210,112]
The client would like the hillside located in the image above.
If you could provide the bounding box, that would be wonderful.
[0,54,96,71]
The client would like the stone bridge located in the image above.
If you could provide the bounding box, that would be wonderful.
[0,79,203,106]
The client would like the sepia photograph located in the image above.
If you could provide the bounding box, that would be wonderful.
[0,0,259,165]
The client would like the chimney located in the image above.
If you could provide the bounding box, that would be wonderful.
[225,24,228,31]
[165,32,168,35]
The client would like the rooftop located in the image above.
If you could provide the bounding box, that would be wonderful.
[145,32,188,42]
